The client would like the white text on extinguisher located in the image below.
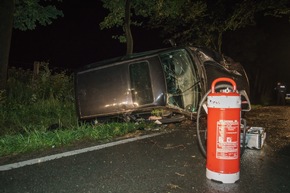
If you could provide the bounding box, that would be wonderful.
[216,120,239,159]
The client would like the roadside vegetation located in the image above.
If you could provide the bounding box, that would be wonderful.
[0,65,143,157]
[0,65,266,159]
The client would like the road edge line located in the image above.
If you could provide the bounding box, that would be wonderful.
[0,132,163,171]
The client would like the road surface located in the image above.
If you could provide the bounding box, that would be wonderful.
[1,121,290,193]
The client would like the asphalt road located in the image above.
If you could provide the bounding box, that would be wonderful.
[1,124,290,193]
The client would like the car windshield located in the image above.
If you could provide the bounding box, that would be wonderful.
[159,49,201,112]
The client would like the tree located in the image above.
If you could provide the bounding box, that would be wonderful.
[100,0,205,54]
[124,0,133,55]
[0,0,15,90]
[100,0,134,55]
[0,0,63,90]
[100,0,290,54]
[147,0,290,53]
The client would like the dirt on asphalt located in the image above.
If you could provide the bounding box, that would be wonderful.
[245,105,290,155]
[157,105,290,157]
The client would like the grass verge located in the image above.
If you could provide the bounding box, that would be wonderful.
[0,66,151,158]
[0,122,142,157]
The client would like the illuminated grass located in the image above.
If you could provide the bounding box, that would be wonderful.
[0,122,140,157]
[0,67,147,158]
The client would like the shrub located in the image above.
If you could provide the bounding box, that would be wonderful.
[0,65,76,135]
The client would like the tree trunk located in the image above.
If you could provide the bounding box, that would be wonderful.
[0,0,15,90]
[217,31,223,54]
[124,0,133,55]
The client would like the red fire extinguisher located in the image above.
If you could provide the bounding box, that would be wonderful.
[206,77,241,183]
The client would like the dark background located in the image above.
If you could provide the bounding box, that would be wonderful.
[8,1,290,102]
[9,1,164,70]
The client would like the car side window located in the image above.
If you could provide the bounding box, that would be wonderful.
[129,61,153,106]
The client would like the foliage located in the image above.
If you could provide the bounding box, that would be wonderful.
[6,64,73,104]
[0,0,63,90]
[14,0,63,30]
[151,109,164,117]
[0,67,150,157]
[100,0,205,44]
[0,65,74,135]
[147,0,290,52]
[100,0,290,52]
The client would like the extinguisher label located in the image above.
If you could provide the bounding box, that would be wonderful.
[216,120,239,159]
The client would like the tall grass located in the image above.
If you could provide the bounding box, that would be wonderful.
[0,65,75,135]
[0,64,142,157]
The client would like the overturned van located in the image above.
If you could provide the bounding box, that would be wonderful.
[75,46,249,122]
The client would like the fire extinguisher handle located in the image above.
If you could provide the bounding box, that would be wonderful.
[211,77,237,93]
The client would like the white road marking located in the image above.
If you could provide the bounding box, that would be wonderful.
[0,132,163,171]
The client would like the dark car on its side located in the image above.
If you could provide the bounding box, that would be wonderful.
[75,46,249,123]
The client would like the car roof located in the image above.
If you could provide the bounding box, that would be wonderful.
[76,45,222,72]
[77,46,189,71]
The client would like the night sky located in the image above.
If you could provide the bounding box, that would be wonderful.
[8,1,290,87]
[9,1,164,70]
